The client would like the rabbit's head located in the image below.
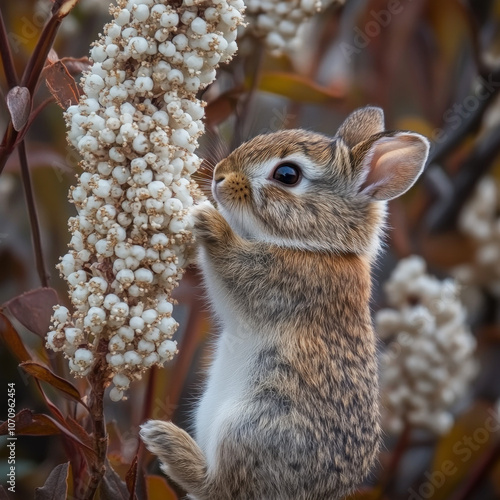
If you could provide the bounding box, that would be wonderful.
[212,107,429,257]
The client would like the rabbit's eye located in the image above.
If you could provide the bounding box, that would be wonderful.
[272,163,301,185]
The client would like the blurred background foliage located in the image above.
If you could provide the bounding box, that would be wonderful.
[1,0,500,498]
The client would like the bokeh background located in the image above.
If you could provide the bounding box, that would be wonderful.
[1,0,500,498]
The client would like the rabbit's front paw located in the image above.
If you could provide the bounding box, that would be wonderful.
[191,201,232,246]
[140,420,175,455]
[140,420,177,475]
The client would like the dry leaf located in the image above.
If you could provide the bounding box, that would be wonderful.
[6,86,31,131]
[44,61,81,108]
[3,287,59,339]
[35,463,70,500]
[20,361,83,405]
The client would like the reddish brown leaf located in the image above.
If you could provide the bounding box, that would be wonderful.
[20,361,83,405]
[0,409,59,436]
[6,86,31,131]
[3,287,59,339]
[421,230,476,268]
[126,456,139,500]
[0,409,96,459]
[60,56,92,75]
[35,462,69,500]
[44,60,81,108]
[205,89,241,128]
[61,417,97,467]
[0,312,31,362]
[66,417,93,450]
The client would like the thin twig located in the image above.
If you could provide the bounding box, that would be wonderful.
[0,8,18,87]
[420,64,500,233]
[377,423,412,500]
[26,95,57,129]
[426,69,500,166]
[141,366,158,424]
[21,9,64,92]
[18,140,50,287]
[137,366,158,475]
[426,122,500,231]
[0,3,71,175]
[0,124,18,176]
[450,440,500,500]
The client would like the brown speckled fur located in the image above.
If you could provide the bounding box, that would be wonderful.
[140,107,430,499]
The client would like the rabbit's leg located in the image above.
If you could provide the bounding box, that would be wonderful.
[140,420,211,499]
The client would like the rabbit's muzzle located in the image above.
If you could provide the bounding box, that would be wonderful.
[213,172,251,205]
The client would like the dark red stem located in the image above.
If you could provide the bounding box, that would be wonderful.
[0,8,18,87]
[18,141,50,287]
[377,423,412,499]
[0,2,72,175]
[450,440,500,500]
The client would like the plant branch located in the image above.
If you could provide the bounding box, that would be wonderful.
[450,440,500,500]
[84,338,109,500]
[26,96,57,129]
[0,8,18,87]
[0,124,18,176]
[426,69,500,166]
[426,122,500,232]
[18,141,50,287]
[21,3,71,93]
[377,423,412,500]
[420,64,500,232]
[0,2,75,176]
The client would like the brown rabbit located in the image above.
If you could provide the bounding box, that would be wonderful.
[140,107,430,499]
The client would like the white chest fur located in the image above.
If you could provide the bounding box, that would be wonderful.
[194,321,261,470]
[194,248,263,470]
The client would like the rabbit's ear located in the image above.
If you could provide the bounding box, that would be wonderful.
[356,132,430,201]
[336,107,385,148]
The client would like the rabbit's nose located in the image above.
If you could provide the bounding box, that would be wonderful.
[214,174,225,184]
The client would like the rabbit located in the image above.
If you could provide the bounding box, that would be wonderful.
[140,106,430,500]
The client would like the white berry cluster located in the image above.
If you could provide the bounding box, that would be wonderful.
[454,177,500,299]
[46,0,244,401]
[376,256,477,435]
[244,0,343,53]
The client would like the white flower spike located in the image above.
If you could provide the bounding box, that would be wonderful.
[377,256,477,435]
[47,0,245,400]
